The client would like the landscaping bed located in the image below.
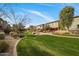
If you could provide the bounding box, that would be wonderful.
[0,40,9,56]
[53,33,79,37]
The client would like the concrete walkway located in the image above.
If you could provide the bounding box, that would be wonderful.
[37,32,79,39]
[13,38,21,56]
[3,35,21,56]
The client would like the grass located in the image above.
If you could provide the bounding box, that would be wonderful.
[17,33,79,56]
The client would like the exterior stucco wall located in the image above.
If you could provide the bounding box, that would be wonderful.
[69,17,79,30]
[36,25,43,29]
[47,22,59,28]
[35,17,79,31]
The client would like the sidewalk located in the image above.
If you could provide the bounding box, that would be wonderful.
[4,36,21,56]
[13,38,21,56]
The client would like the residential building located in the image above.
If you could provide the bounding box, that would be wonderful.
[34,16,79,32]
[69,16,79,30]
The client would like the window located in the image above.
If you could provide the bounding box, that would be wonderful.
[77,25,79,28]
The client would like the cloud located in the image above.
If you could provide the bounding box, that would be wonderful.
[27,10,55,22]
[38,3,53,7]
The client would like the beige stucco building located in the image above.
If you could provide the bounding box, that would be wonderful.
[36,24,43,30]
[35,20,59,32]
[46,21,59,28]
[32,16,79,32]
[69,16,79,30]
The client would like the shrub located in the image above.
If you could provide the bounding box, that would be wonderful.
[19,33,25,38]
[0,41,9,53]
[33,32,36,34]
[54,30,70,35]
[10,32,18,39]
[63,32,70,35]
[10,32,14,36]
[25,31,32,35]
[0,32,5,39]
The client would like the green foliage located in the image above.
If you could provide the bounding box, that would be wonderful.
[0,41,9,53]
[59,6,74,30]
[0,31,5,39]
[23,32,32,36]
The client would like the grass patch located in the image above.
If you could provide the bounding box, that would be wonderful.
[17,34,79,56]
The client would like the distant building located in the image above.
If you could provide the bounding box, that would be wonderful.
[45,21,59,31]
[36,24,43,30]
[34,16,79,32]
[35,20,59,32]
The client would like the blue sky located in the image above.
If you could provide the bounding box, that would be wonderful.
[0,3,79,27]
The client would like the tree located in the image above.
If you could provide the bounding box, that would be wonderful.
[42,24,51,32]
[3,21,11,34]
[3,7,30,26]
[0,5,31,33]
[0,18,11,34]
[59,6,74,30]
[0,4,30,30]
[0,18,4,30]
[29,25,36,32]
[0,4,31,38]
[45,25,51,30]
[17,23,25,32]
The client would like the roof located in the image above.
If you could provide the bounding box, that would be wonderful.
[46,20,59,24]
[37,20,59,26]
[35,16,79,27]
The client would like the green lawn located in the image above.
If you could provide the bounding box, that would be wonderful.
[17,34,79,56]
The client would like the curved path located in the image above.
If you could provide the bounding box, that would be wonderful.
[13,38,21,56]
[4,35,21,56]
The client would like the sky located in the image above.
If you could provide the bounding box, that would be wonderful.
[0,3,79,27]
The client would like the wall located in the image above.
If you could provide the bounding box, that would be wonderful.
[47,21,59,28]
[69,17,79,30]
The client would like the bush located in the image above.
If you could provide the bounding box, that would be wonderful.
[70,30,79,34]
[10,32,18,39]
[63,32,70,35]
[0,32,5,39]
[33,32,36,34]
[19,33,25,38]
[0,41,9,53]
[10,32,14,36]
[25,31,32,35]
[54,30,69,35]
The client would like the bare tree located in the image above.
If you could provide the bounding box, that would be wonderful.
[0,4,30,27]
